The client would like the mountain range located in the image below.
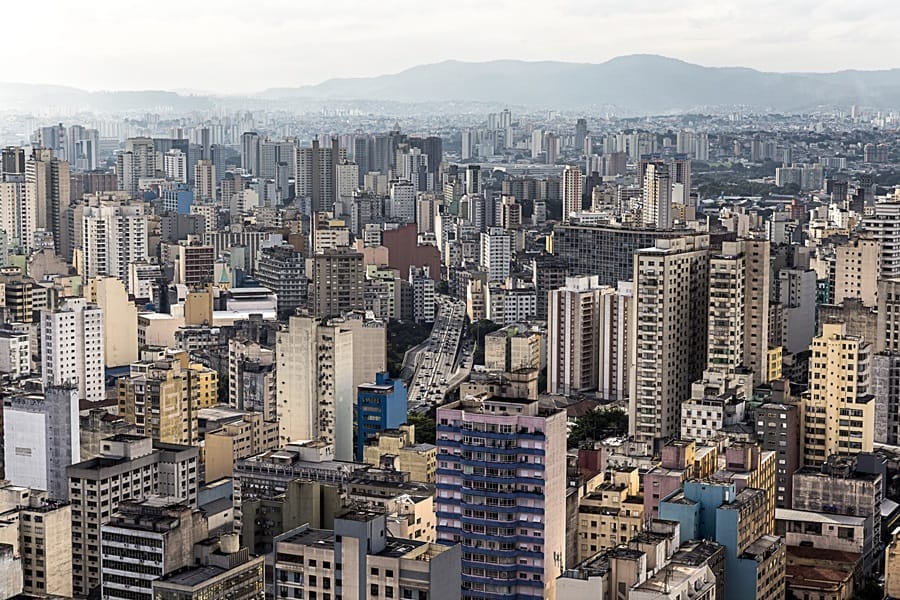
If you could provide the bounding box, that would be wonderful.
[4,55,900,114]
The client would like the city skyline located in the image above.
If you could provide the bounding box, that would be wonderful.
[2,0,899,93]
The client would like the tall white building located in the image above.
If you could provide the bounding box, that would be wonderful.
[80,202,148,285]
[561,165,583,222]
[388,179,416,223]
[41,297,105,403]
[296,137,346,212]
[116,137,156,197]
[479,227,512,281]
[335,160,359,216]
[409,266,436,323]
[3,386,79,500]
[0,175,32,250]
[193,159,216,201]
[641,161,672,229]
[163,149,187,183]
[276,314,355,460]
[863,199,900,279]
[548,276,605,396]
[25,148,69,252]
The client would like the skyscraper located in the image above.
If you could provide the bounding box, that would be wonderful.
[548,276,605,395]
[41,297,105,404]
[116,137,156,198]
[25,148,70,253]
[296,136,346,212]
[241,131,261,176]
[641,160,672,229]
[560,165,582,222]
[436,395,567,600]
[629,235,710,450]
[80,201,148,285]
[311,247,365,318]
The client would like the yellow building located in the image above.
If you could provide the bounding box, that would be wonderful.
[576,467,644,562]
[802,323,874,466]
[84,276,138,367]
[766,346,783,382]
[203,407,280,483]
[886,529,900,599]
[362,425,436,483]
[118,350,218,446]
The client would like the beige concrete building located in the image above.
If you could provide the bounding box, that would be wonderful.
[484,324,542,372]
[118,351,218,446]
[203,406,280,483]
[630,235,710,449]
[311,247,365,318]
[362,425,436,483]
[876,278,900,352]
[802,322,874,466]
[833,238,881,307]
[886,529,900,600]
[84,275,138,367]
[576,467,644,562]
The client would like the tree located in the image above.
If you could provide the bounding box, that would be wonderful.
[568,408,628,448]
[406,412,436,445]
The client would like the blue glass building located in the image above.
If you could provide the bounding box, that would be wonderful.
[356,372,407,461]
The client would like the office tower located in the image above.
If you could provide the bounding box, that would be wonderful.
[1,146,26,174]
[641,160,672,229]
[273,511,461,600]
[3,386,79,500]
[80,201,148,285]
[296,137,346,212]
[241,132,261,175]
[255,243,307,315]
[659,481,785,600]
[560,165,582,222]
[100,497,208,600]
[802,322,874,466]
[436,396,567,600]
[25,148,70,252]
[259,138,296,179]
[874,279,900,444]
[464,164,481,196]
[777,268,817,354]
[356,372,408,460]
[707,240,771,383]
[276,314,355,459]
[574,118,588,154]
[479,227,512,281]
[175,240,215,287]
[34,123,67,159]
[118,352,218,446]
[409,265,436,323]
[629,235,710,450]
[833,238,881,307]
[116,137,156,197]
[461,129,474,160]
[41,297,105,403]
[194,159,215,200]
[17,495,73,597]
[311,247,365,318]
[423,135,443,182]
[547,276,605,396]
[0,173,32,251]
[353,135,371,183]
[67,435,199,597]
[545,132,560,164]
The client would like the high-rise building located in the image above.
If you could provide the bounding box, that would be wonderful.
[862,199,900,279]
[802,322,874,466]
[117,137,156,197]
[84,276,139,367]
[311,247,365,317]
[296,137,347,212]
[3,386,79,500]
[118,351,218,446]
[755,384,801,508]
[629,235,710,450]
[436,396,567,600]
[777,268,817,354]
[272,511,461,600]
[356,372,408,460]
[707,240,772,384]
[641,160,672,229]
[479,227,512,281]
[833,238,881,307]
[17,495,73,597]
[560,165,582,222]
[547,276,605,396]
[175,240,215,287]
[0,172,31,251]
[255,243,307,315]
[25,148,70,253]
[100,496,208,600]
[41,297,105,403]
[164,148,188,183]
[241,132,260,176]
[276,314,355,459]
[80,200,148,286]
[194,159,216,201]
[67,435,199,597]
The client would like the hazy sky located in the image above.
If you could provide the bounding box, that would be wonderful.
[5,0,898,93]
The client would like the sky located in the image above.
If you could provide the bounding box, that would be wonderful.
[4,0,899,94]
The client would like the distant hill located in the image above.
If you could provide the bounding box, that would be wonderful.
[4,55,900,114]
[259,55,900,113]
